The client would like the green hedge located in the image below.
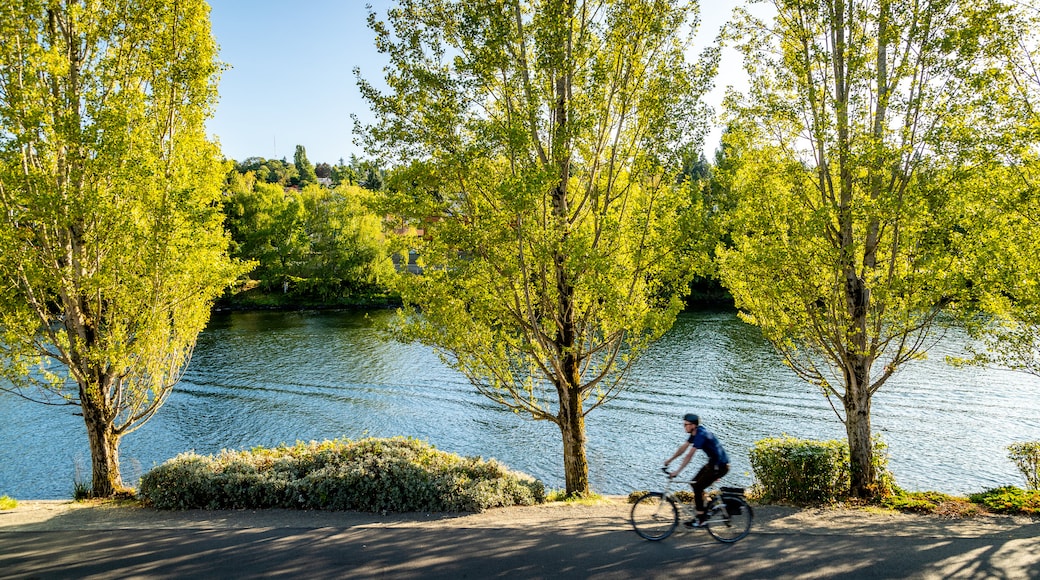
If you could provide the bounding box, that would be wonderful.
[139,437,545,512]
[750,435,893,503]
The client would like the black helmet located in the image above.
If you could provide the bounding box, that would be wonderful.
[682,413,699,424]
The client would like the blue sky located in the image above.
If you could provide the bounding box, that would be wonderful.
[206,1,752,165]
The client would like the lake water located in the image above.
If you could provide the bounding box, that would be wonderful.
[2,309,1039,500]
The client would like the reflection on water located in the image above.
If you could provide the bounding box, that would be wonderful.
[2,309,1039,499]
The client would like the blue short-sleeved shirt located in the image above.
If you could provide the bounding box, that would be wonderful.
[688,425,729,466]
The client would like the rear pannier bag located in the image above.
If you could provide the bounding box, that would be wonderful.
[721,487,745,515]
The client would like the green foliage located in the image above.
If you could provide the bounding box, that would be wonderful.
[750,437,849,504]
[232,154,377,190]
[139,437,545,512]
[293,145,318,187]
[881,490,983,517]
[0,0,247,497]
[749,436,894,504]
[0,495,16,510]
[235,157,299,186]
[544,490,606,503]
[334,155,377,187]
[359,0,719,495]
[882,490,952,513]
[968,486,1040,515]
[950,160,1040,377]
[955,6,1040,377]
[221,178,395,301]
[717,0,1031,499]
[72,482,92,501]
[1006,442,1040,491]
[673,490,697,504]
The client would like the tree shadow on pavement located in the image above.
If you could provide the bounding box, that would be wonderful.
[1,513,1038,579]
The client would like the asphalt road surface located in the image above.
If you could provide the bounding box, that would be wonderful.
[2,499,1037,579]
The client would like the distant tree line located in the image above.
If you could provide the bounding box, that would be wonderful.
[232,147,387,191]
[220,148,394,306]
[220,144,735,310]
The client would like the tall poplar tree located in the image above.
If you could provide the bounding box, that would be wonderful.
[358,0,718,494]
[717,0,1026,497]
[294,144,318,187]
[0,0,244,497]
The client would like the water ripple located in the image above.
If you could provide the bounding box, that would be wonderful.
[2,309,1038,499]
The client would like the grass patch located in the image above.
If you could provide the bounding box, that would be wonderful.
[73,484,138,502]
[628,484,1028,519]
[880,490,985,518]
[72,482,91,501]
[0,495,17,510]
[858,504,899,515]
[545,490,606,504]
[968,486,1040,515]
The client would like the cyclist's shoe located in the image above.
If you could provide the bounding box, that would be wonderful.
[683,515,708,528]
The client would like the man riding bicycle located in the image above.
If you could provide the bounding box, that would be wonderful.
[663,413,730,527]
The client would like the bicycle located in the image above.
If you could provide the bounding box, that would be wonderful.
[630,468,753,543]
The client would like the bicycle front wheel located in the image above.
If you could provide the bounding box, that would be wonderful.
[630,492,679,541]
[704,496,753,543]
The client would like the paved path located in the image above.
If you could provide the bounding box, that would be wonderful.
[1,500,1037,579]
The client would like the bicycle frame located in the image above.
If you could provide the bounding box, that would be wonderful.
[657,469,718,514]
[630,469,753,543]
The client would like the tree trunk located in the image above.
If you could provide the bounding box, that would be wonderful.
[559,387,589,495]
[81,388,123,497]
[548,0,585,496]
[843,361,875,498]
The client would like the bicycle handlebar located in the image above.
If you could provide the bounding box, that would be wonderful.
[661,466,696,484]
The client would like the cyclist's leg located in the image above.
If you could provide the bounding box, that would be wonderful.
[714,463,730,485]
[690,464,717,520]
[692,463,730,521]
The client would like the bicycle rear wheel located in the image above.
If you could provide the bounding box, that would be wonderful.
[630,492,679,541]
[704,495,753,543]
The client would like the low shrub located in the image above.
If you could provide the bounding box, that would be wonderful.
[139,437,545,512]
[0,495,16,510]
[750,435,893,504]
[625,489,696,504]
[968,486,1040,515]
[750,436,848,503]
[1007,442,1040,491]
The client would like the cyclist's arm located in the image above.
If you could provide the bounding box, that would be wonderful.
[665,442,696,477]
[664,442,689,466]
[670,446,698,477]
